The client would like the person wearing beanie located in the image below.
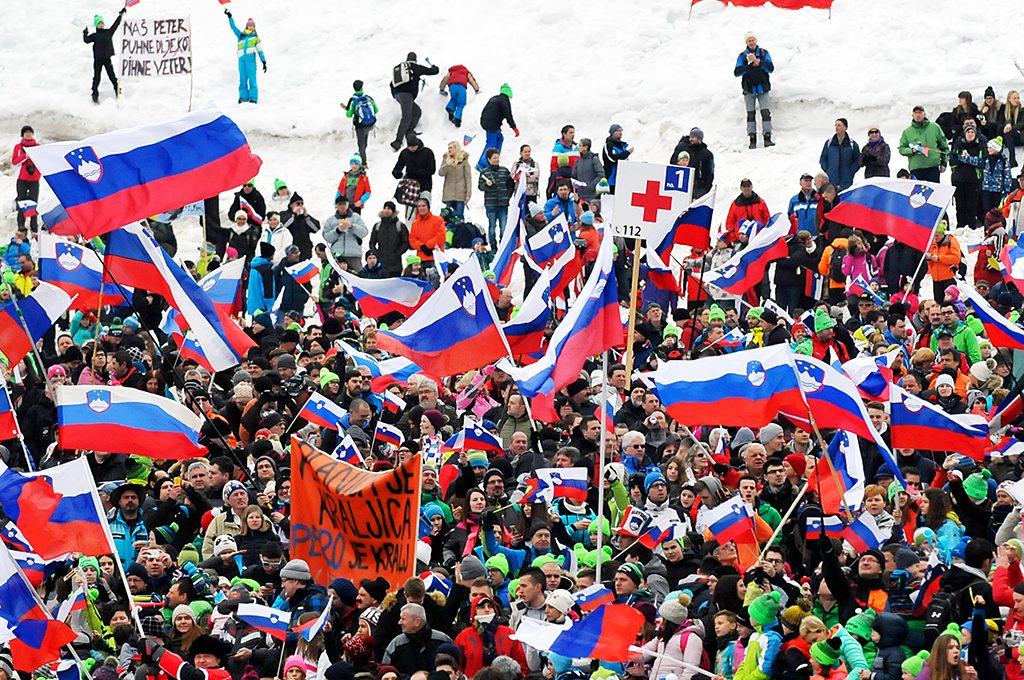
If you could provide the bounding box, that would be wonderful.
[947,466,993,540]
[477,83,518,171]
[225,7,267,104]
[329,577,360,634]
[454,595,526,676]
[783,452,808,486]
[369,200,411,276]
[780,598,813,631]
[735,592,783,680]
[246,235,277,317]
[735,32,775,149]
[325,186,368,271]
[636,592,704,679]
[283,655,308,680]
[602,124,633,192]
[612,563,651,605]
[83,7,126,103]
[809,637,843,676]
[901,650,930,679]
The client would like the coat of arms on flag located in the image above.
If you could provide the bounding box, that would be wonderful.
[64,146,103,183]
[908,184,933,209]
[86,389,111,414]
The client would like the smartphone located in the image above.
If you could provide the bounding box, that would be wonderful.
[174,477,182,486]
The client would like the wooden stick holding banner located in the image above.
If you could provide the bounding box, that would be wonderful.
[623,237,643,380]
[756,481,810,563]
[628,645,715,678]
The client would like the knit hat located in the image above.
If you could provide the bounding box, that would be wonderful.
[893,548,920,571]
[466,451,488,468]
[784,453,807,477]
[253,312,273,329]
[172,604,197,624]
[528,203,545,219]
[781,598,812,628]
[422,409,447,432]
[349,154,363,167]
[748,591,781,627]
[659,591,692,625]
[969,358,996,383]
[609,124,623,135]
[941,622,962,642]
[213,534,238,555]
[616,562,644,587]
[708,304,725,322]
[79,556,100,572]
[732,427,755,451]
[810,637,842,668]
[902,651,930,678]
[935,373,955,389]
[360,577,390,603]
[989,136,1004,153]
[758,423,783,445]
[141,615,165,638]
[644,470,667,495]
[814,311,836,333]
[689,127,704,141]
[460,555,486,582]
[1004,538,1024,558]
[94,15,104,26]
[273,178,288,192]
[222,480,247,504]
[280,559,312,582]
[320,369,340,389]
[663,324,682,340]
[178,544,200,566]
[342,635,375,667]
[557,154,570,168]
[47,364,66,380]
[545,589,575,615]
[580,211,595,226]
[329,577,358,606]
[500,83,513,98]
[284,656,307,675]
[963,469,992,500]
[845,609,876,640]
[676,151,691,163]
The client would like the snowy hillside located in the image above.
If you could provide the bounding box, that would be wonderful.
[1,0,1021,267]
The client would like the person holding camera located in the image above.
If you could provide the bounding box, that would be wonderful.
[734,31,775,149]
[11,125,39,232]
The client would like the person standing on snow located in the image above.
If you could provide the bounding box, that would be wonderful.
[225,10,266,104]
[344,80,378,167]
[439,64,480,129]
[818,118,860,191]
[83,8,125,104]
[11,126,40,233]
[602,124,633,194]
[734,31,775,149]
[390,52,439,151]
[898,105,948,182]
[477,84,518,170]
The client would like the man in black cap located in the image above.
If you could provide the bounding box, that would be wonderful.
[389,52,440,151]
[565,378,594,416]
[146,634,231,679]
[759,309,790,346]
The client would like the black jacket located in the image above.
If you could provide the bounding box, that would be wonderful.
[381,625,453,676]
[774,236,815,288]
[229,188,267,228]
[369,215,410,275]
[83,12,123,61]
[393,147,437,192]
[390,61,439,98]
[480,94,516,132]
[686,142,716,198]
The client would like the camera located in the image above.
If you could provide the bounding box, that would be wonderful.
[573,238,588,250]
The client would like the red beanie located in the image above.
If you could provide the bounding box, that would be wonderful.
[784,453,807,478]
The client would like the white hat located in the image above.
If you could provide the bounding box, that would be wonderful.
[213,534,238,555]
[545,589,575,615]
[935,374,955,389]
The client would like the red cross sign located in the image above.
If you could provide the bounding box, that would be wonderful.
[607,162,694,242]
[631,180,674,223]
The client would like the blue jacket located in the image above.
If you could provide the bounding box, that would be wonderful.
[245,255,276,316]
[3,239,29,268]
[819,134,861,190]
[786,190,819,235]
[109,510,149,568]
[543,196,576,226]
[482,526,571,577]
[981,152,1013,193]
[734,47,773,95]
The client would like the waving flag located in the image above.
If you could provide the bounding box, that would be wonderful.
[704,213,789,294]
[811,431,866,515]
[960,282,1024,350]
[331,435,365,466]
[38,232,128,309]
[502,269,551,358]
[988,436,1024,458]
[718,326,752,349]
[1000,242,1024,288]
[805,514,845,539]
[843,350,900,401]
[637,518,684,550]
[645,247,681,295]
[375,421,404,447]
[0,282,74,367]
[889,385,988,459]
[500,231,621,421]
[594,393,620,435]
[294,601,331,642]
[0,543,76,671]
[237,603,290,641]
[443,419,505,454]
[381,390,406,414]
[0,523,32,553]
[39,199,75,236]
[574,584,615,612]
[0,383,20,441]
[13,551,69,588]
[105,223,254,371]
[654,186,716,255]
[828,178,954,252]
[336,340,425,390]
[16,201,38,219]
[51,587,87,621]
[378,257,510,377]
[544,243,585,300]
[526,215,572,269]
[654,345,806,427]
[193,257,247,317]
[238,196,264,225]
[0,457,111,561]
[521,467,588,505]
[56,385,206,459]
[336,269,433,319]
[702,495,756,544]
[846,275,885,306]
[26,107,261,238]
[420,571,452,598]
[298,392,348,431]
[512,604,644,662]
[493,175,528,286]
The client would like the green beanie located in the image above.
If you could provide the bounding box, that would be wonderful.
[746,306,764,320]
[902,651,929,677]
[810,638,842,668]
[557,154,570,168]
[845,609,876,640]
[485,553,510,578]
[273,178,288,192]
[708,304,726,322]
[178,544,199,566]
[748,591,781,627]
[587,515,611,537]
[814,311,836,333]
[500,83,513,98]
[1011,310,1021,324]
[230,577,261,592]
[531,553,561,568]
[405,254,422,266]
[319,369,340,389]
[94,15,104,27]
[2,270,14,286]
[966,315,984,336]
[508,578,520,598]
[191,600,213,621]
[942,622,962,642]
[887,479,905,504]
[663,324,682,340]
[794,338,813,356]
[963,469,992,501]
[79,556,100,572]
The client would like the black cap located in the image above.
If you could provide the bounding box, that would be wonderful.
[760,309,779,325]
[800,173,814,181]
[937,328,954,338]
[739,178,753,187]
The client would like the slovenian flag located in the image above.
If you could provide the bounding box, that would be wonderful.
[573,583,615,612]
[889,385,989,459]
[502,268,551,358]
[655,187,716,255]
[298,392,348,431]
[828,178,954,252]
[702,495,756,544]
[39,199,75,236]
[511,604,644,662]
[293,601,331,642]
[522,467,589,505]
[375,421,404,447]
[443,418,505,454]
[16,200,38,218]
[644,247,681,295]
[51,586,87,621]
[382,390,406,414]
[845,274,884,306]
[960,282,1024,350]
[704,213,789,295]
[237,603,290,641]
[525,215,572,270]
[38,232,129,310]
[238,196,264,225]
[331,435,364,466]
[286,260,319,286]
[336,269,434,319]
[0,282,74,368]
[0,383,20,441]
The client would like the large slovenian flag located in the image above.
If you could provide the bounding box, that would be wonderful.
[0,543,76,672]
[653,345,807,427]
[521,467,589,504]
[703,213,789,295]
[37,232,128,310]
[512,604,644,662]
[811,431,866,515]
[236,603,290,641]
[298,392,348,431]
[0,282,74,367]
[960,282,1024,350]
[0,458,112,560]
[378,256,511,377]
[828,178,954,252]
[526,215,572,269]
[702,495,757,544]
[25,106,262,239]
[336,269,434,319]
[654,186,716,256]
[0,383,20,441]
[889,385,989,459]
[493,174,528,286]
[195,257,247,316]
[105,222,254,372]
[502,268,551,358]
[645,247,681,295]
[39,199,75,236]
[56,385,207,459]
[500,230,621,421]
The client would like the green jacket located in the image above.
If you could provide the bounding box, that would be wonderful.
[929,320,981,364]
[898,118,949,170]
[754,500,783,544]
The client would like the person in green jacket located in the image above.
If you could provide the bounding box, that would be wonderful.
[929,307,982,364]
[898,105,949,182]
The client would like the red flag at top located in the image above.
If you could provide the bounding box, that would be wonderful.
[691,0,833,7]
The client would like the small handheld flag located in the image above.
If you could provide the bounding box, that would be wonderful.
[375,421,404,447]
[237,603,289,640]
[293,601,331,642]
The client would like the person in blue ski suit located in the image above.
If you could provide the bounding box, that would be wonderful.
[225,9,266,103]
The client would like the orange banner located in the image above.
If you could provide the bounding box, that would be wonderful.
[289,438,421,586]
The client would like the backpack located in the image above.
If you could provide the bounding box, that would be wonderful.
[924,582,977,645]
[680,630,712,673]
[829,246,847,282]
[351,94,376,126]
[391,61,413,88]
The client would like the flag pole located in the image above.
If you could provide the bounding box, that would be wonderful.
[595,350,609,584]
[687,250,708,350]
[186,14,194,113]
[6,290,60,399]
[808,414,855,522]
[0,374,35,472]
[623,238,643,379]
[755,481,810,564]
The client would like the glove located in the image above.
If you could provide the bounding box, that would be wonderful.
[392,169,403,180]
[418,245,432,256]
[513,127,520,137]
[25,162,36,175]
[119,7,126,14]
[603,466,617,482]
[144,639,159,657]
[224,9,232,17]
[262,62,267,73]
[440,89,448,96]
[87,587,99,602]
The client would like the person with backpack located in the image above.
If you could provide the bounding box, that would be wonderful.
[336,155,372,214]
[224,9,267,104]
[83,8,126,103]
[477,83,518,170]
[734,31,775,149]
[930,539,999,648]
[818,232,851,305]
[390,52,440,151]
[439,64,480,128]
[345,80,378,167]
[640,592,709,680]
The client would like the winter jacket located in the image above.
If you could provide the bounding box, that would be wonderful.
[11,139,40,182]
[723,192,771,245]
[841,248,876,283]
[734,46,774,95]
[511,158,541,197]
[819,135,861,190]
[228,18,265,63]
[345,91,378,128]
[408,213,446,262]
[734,621,781,680]
[382,625,454,676]
[602,137,632,186]
[2,239,30,268]
[543,195,576,226]
[439,153,473,203]
[454,622,528,676]
[787,190,819,235]
[390,60,440,97]
[83,12,123,61]
[868,614,907,680]
[898,118,949,170]
[949,135,982,186]
[549,138,581,172]
[480,93,516,132]
[246,255,276,315]
[572,151,605,202]
[860,138,891,178]
[369,214,411,275]
[109,510,148,568]
[478,165,515,208]
[229,188,267,229]
[686,141,716,198]
[393,147,437,192]
[324,208,369,259]
[336,169,372,208]
[925,233,960,283]
[273,259,309,313]
[981,151,1013,194]
[641,621,707,680]
[440,64,478,91]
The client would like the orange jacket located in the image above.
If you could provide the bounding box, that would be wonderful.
[926,234,961,282]
[817,238,849,290]
[409,213,446,262]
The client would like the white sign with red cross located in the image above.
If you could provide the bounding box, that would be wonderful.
[609,162,694,242]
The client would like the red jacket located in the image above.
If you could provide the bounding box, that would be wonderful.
[455,624,528,677]
[446,64,471,87]
[11,139,40,182]
[723,193,771,245]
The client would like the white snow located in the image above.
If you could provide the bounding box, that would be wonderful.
[1,0,1021,283]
